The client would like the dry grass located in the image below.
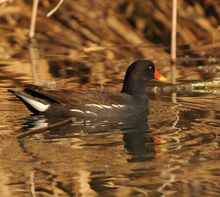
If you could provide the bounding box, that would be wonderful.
[0,0,219,62]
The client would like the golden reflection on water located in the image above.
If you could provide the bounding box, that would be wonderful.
[0,42,220,196]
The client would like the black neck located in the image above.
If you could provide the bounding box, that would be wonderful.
[121,75,146,97]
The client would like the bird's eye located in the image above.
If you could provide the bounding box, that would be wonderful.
[149,66,152,70]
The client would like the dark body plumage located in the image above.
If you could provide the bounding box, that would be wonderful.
[8,60,164,119]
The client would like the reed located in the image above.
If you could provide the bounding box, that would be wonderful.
[0,0,219,59]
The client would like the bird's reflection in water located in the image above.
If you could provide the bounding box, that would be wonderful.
[122,114,156,162]
[22,112,158,162]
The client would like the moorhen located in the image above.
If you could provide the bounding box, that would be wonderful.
[8,60,165,119]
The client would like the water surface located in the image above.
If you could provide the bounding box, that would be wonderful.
[0,41,220,196]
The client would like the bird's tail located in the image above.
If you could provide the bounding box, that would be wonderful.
[8,89,50,114]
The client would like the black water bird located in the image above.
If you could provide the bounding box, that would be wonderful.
[8,60,165,119]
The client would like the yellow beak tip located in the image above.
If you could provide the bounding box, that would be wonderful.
[159,76,166,82]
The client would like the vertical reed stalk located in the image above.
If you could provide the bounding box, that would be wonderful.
[171,0,177,103]
[29,0,39,39]
[171,0,177,63]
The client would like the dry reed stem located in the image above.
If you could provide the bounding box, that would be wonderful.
[29,0,39,39]
[171,0,177,63]
[47,0,64,17]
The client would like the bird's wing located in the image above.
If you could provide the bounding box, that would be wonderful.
[24,84,132,109]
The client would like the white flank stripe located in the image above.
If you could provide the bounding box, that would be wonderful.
[85,111,98,116]
[70,109,84,113]
[112,104,126,108]
[86,103,126,109]
[101,105,112,109]
[85,104,103,109]
[18,94,50,112]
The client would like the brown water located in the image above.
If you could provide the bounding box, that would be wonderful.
[0,41,220,197]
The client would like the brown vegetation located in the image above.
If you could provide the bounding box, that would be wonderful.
[1,0,220,58]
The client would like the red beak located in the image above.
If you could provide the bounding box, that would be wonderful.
[154,70,166,81]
